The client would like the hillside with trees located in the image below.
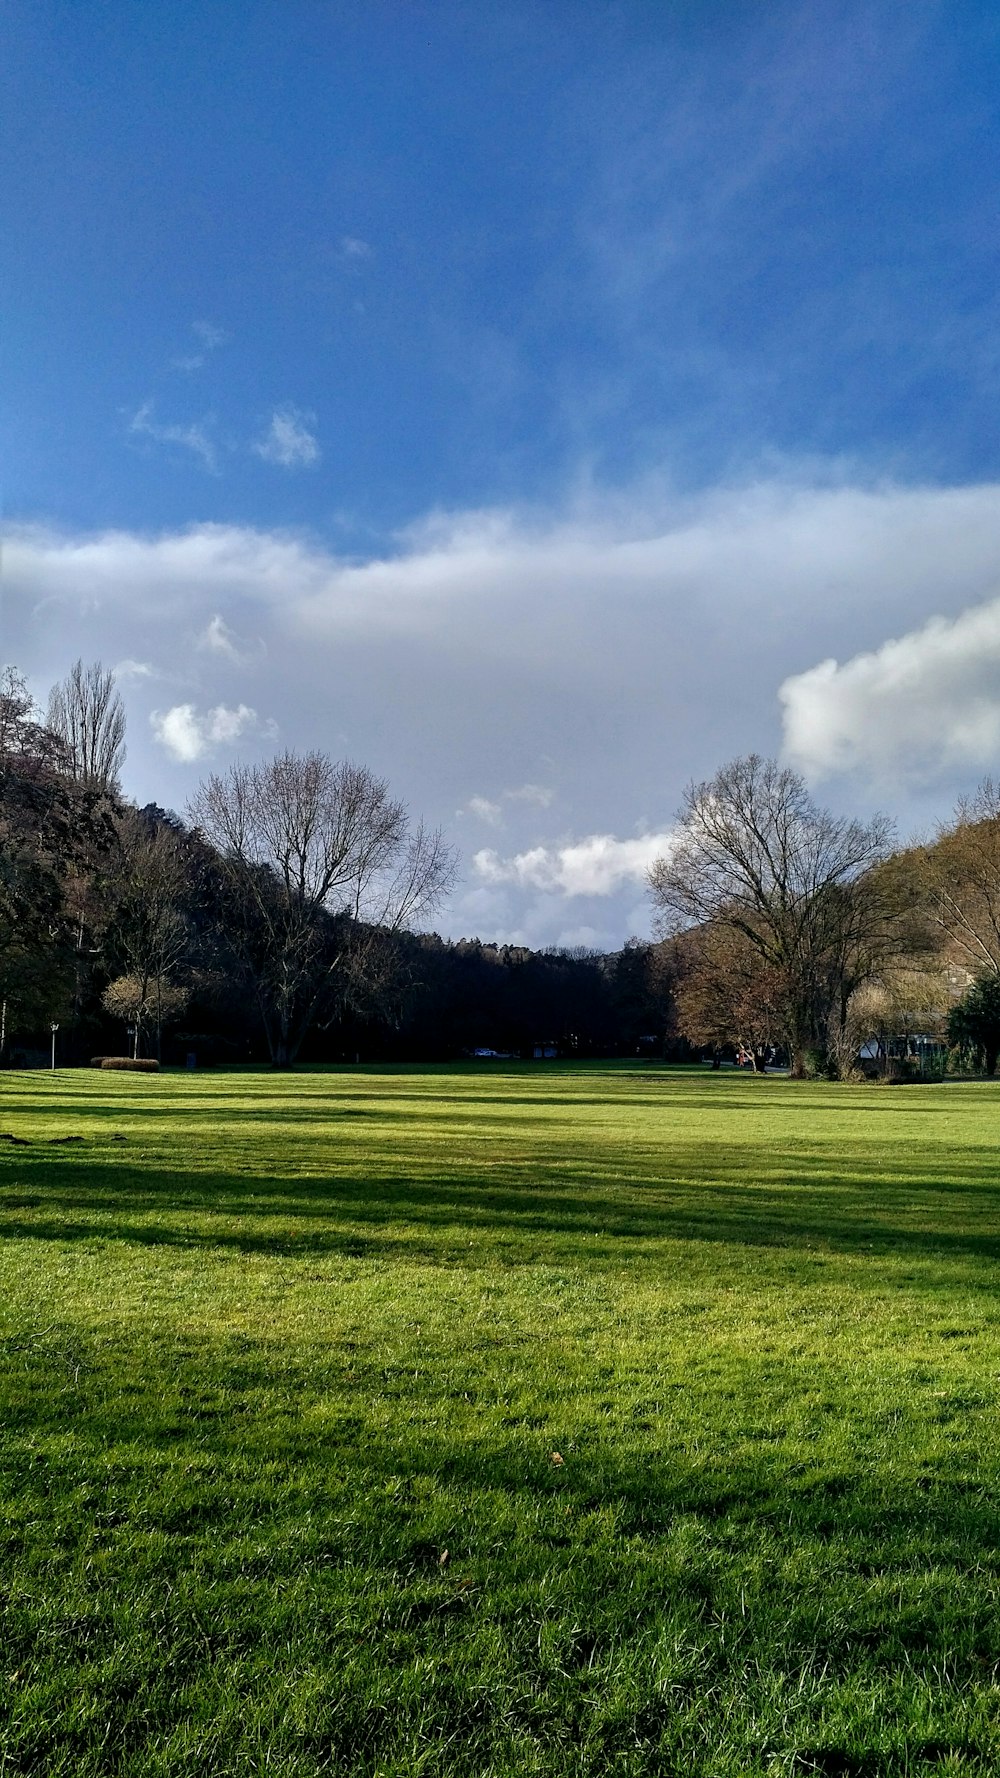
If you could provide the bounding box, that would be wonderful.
[0,661,675,1068]
[4,660,1000,1076]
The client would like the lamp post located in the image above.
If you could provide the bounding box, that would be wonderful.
[50,1022,59,1071]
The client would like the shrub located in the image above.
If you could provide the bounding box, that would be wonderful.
[90,1057,106,1068]
[99,1057,159,1073]
[803,1046,837,1080]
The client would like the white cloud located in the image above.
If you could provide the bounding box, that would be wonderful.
[474,831,673,898]
[462,785,554,826]
[206,704,264,745]
[150,705,205,763]
[16,479,1000,658]
[781,595,1000,786]
[150,702,269,764]
[199,614,244,661]
[5,522,329,619]
[129,401,218,472]
[253,407,320,468]
[16,473,1000,941]
[465,795,503,824]
[113,658,154,681]
[341,236,372,259]
[447,882,633,953]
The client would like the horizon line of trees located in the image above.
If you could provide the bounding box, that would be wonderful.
[0,660,671,1068]
[4,657,1000,1076]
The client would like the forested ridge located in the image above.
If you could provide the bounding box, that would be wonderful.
[6,658,1000,1075]
[0,662,671,1067]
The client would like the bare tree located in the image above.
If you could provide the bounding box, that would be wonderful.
[0,666,65,767]
[919,780,1000,977]
[189,751,457,1066]
[649,755,899,1076]
[107,809,191,1057]
[47,659,126,790]
[0,668,36,760]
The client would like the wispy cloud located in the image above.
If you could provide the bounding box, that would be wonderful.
[504,783,553,808]
[563,5,950,485]
[193,320,228,350]
[474,831,673,898]
[150,702,274,764]
[462,784,554,826]
[340,236,372,260]
[128,401,218,472]
[198,613,248,662]
[172,319,230,372]
[252,407,320,468]
[464,794,502,825]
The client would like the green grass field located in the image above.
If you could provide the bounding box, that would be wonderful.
[2,1063,1000,1776]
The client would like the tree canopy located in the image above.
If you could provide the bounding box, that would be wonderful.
[7,660,1000,1077]
[648,755,906,1075]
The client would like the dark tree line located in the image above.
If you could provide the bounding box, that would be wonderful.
[0,662,673,1068]
[8,658,1000,1076]
[350,933,675,1062]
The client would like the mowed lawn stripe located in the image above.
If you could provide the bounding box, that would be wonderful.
[1,1064,1000,1775]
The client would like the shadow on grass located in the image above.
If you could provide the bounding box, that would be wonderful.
[3,1138,1000,1271]
[4,1289,1000,1553]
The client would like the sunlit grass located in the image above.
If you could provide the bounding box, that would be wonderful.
[2,1063,1000,1774]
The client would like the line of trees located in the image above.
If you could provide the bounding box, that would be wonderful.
[647,752,1000,1078]
[0,662,460,1067]
[5,656,1000,1076]
[0,659,672,1068]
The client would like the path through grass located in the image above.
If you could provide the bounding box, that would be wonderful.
[2,1063,1000,1775]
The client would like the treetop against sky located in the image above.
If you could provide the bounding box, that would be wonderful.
[6,1,1000,949]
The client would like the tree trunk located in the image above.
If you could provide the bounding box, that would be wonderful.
[787,1022,809,1078]
[786,1003,814,1078]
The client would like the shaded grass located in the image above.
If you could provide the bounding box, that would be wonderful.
[2,1063,1000,1774]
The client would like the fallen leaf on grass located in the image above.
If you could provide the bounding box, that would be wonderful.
[438,1549,449,1567]
[550,1451,565,1467]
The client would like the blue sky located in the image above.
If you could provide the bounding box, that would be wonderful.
[7,2,1000,946]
